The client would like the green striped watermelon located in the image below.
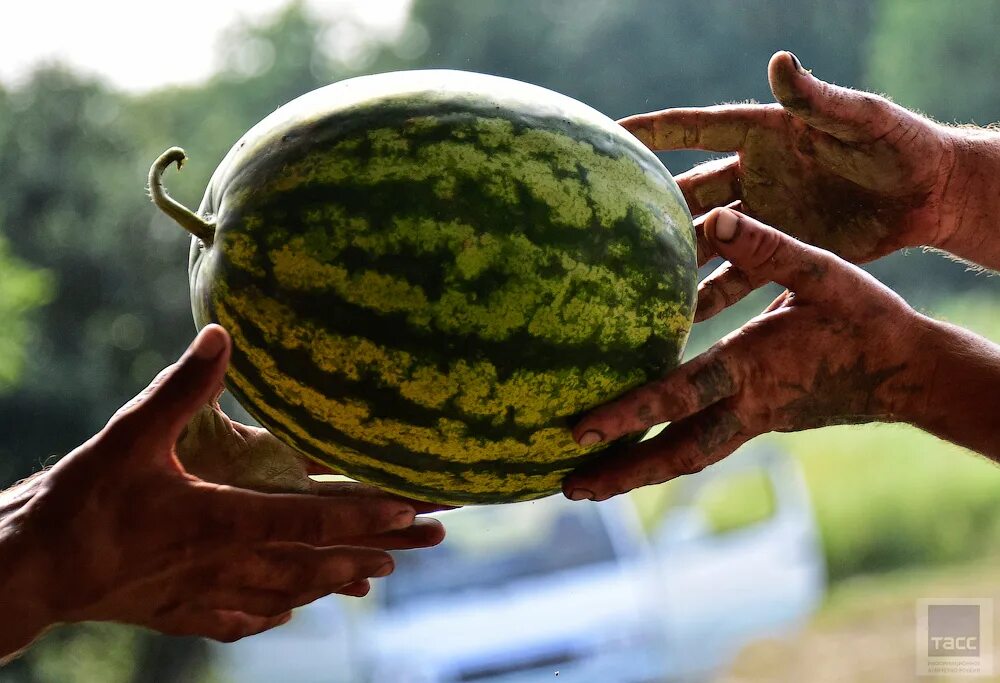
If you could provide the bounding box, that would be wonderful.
[150,70,696,505]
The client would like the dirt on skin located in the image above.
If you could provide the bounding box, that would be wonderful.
[716,559,1000,683]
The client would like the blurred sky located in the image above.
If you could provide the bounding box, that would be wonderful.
[0,0,410,92]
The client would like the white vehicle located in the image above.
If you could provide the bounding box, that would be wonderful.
[212,447,824,683]
[362,495,667,683]
[650,448,826,681]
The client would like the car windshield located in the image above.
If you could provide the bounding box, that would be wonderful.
[382,500,620,608]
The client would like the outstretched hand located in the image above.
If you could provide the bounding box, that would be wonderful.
[563,209,929,502]
[2,326,444,658]
[621,51,971,321]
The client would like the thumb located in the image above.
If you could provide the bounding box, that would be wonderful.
[112,325,232,451]
[768,50,905,144]
[703,208,855,303]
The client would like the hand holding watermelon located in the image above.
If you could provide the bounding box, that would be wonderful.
[0,326,442,659]
[620,50,1000,296]
[563,208,997,501]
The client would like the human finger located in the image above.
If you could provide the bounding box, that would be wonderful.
[768,50,918,144]
[762,289,793,315]
[694,260,756,322]
[620,104,780,152]
[572,348,743,447]
[338,580,371,598]
[244,545,392,591]
[196,549,392,616]
[191,485,417,545]
[676,156,742,217]
[565,401,752,501]
[195,588,337,618]
[692,199,741,266]
[703,208,861,304]
[340,517,446,551]
[109,325,231,453]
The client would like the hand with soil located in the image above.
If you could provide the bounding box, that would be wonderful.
[563,209,1000,501]
[622,51,1000,320]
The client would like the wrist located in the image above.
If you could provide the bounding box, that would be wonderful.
[876,309,937,426]
[933,126,1000,261]
[888,312,942,427]
[894,312,1000,459]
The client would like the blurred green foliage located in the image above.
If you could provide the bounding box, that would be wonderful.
[0,237,51,395]
[696,470,778,535]
[2,0,1000,680]
[789,421,1000,581]
[868,0,1000,124]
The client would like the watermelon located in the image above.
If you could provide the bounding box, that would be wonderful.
[149,70,696,505]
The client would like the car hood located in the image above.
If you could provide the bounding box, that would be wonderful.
[364,561,658,671]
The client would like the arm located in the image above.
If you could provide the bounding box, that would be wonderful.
[905,315,1000,460]
[0,326,445,661]
[936,127,1000,269]
[563,209,1000,501]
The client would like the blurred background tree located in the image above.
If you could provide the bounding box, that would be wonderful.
[868,0,1000,125]
[0,237,51,400]
[2,0,1000,680]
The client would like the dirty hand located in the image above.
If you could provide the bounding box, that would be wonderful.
[563,209,930,501]
[622,51,1000,321]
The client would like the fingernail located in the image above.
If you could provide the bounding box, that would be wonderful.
[568,488,595,501]
[577,430,604,447]
[390,506,416,529]
[342,580,370,597]
[352,581,372,595]
[373,561,394,578]
[714,209,740,242]
[191,325,226,360]
[277,612,292,625]
[788,51,807,75]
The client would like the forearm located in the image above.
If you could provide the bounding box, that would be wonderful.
[902,314,1000,460]
[936,127,1000,270]
[0,472,54,662]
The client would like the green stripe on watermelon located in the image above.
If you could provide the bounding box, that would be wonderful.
[214,287,650,433]
[217,322,599,503]
[214,261,682,384]
[217,232,690,355]
[227,122,692,268]
[216,292,624,452]
[224,365,573,504]
[250,418,569,506]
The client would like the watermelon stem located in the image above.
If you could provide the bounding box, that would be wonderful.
[148,147,216,244]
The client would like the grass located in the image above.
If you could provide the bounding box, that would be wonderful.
[767,425,1000,581]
